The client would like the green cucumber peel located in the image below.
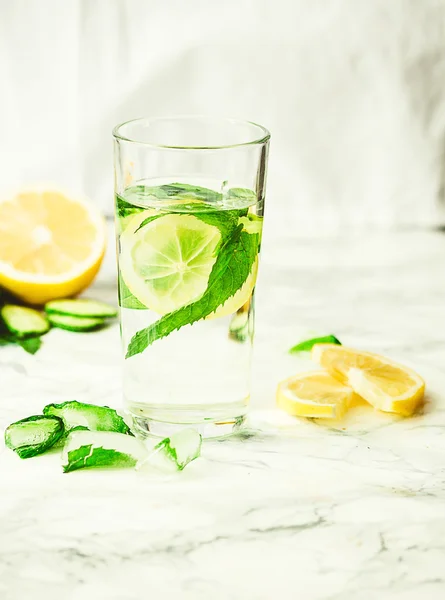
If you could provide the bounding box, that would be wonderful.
[45,299,117,319]
[43,400,132,435]
[62,430,147,473]
[47,313,105,332]
[150,429,202,471]
[5,415,64,459]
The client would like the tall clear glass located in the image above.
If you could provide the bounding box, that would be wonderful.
[113,116,270,438]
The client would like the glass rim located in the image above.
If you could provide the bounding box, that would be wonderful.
[112,115,271,150]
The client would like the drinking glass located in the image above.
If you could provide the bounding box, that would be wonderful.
[113,116,270,438]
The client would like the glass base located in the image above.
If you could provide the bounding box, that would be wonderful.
[130,413,246,440]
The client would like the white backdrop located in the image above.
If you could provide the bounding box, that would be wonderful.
[1,0,445,236]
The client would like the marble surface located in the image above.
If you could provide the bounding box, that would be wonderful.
[1,229,445,600]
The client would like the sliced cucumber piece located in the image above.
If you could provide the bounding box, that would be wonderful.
[1,305,50,338]
[47,313,105,331]
[289,335,341,354]
[148,429,202,472]
[45,299,117,319]
[5,415,64,459]
[62,430,148,472]
[43,400,132,435]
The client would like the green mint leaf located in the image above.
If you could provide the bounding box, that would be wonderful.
[116,193,143,219]
[43,400,132,435]
[153,182,222,203]
[194,208,249,240]
[226,187,257,203]
[134,213,164,233]
[5,415,64,459]
[289,335,342,354]
[18,337,42,355]
[135,206,248,237]
[126,225,259,357]
[0,334,14,346]
[62,430,147,473]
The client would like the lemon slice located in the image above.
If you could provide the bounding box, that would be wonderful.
[276,370,356,419]
[312,344,425,416]
[120,211,221,314]
[0,187,106,304]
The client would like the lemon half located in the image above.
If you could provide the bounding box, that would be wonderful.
[0,188,106,304]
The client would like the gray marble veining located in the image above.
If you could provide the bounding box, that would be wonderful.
[1,230,444,600]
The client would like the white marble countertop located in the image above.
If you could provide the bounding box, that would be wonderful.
[1,229,445,600]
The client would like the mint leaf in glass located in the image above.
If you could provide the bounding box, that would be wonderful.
[62,430,148,473]
[116,194,144,219]
[289,335,341,354]
[5,415,64,459]
[43,400,132,435]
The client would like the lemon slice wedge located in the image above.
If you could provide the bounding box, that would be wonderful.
[120,211,221,315]
[276,370,356,419]
[312,344,425,416]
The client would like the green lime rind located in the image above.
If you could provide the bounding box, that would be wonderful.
[62,430,148,473]
[289,335,342,354]
[153,429,202,471]
[45,299,117,319]
[43,400,132,435]
[5,415,64,459]
[1,305,50,338]
[118,277,147,310]
[47,313,105,332]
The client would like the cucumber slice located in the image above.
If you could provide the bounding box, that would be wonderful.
[43,400,132,435]
[148,429,202,472]
[5,415,64,459]
[1,305,50,338]
[45,299,117,319]
[47,313,105,331]
[289,335,341,354]
[62,430,148,472]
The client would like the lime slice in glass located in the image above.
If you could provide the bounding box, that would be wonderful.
[120,211,221,315]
